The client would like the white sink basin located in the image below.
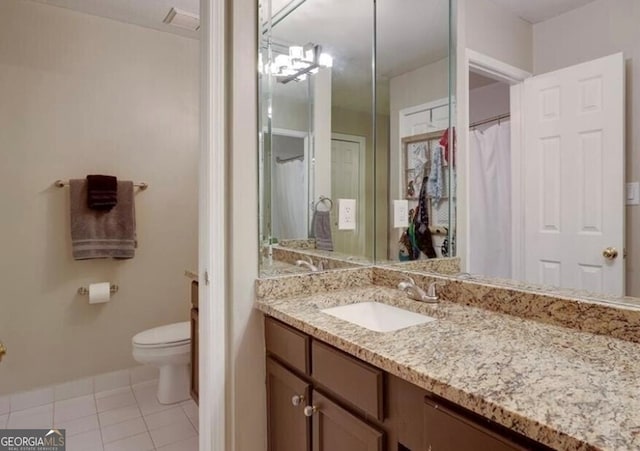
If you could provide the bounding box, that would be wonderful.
[321,302,436,333]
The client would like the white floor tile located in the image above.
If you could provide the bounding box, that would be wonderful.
[7,404,53,429]
[0,414,8,429]
[156,435,199,451]
[98,405,141,428]
[54,377,93,401]
[103,431,154,451]
[94,370,130,393]
[96,388,136,413]
[55,413,99,437]
[0,395,10,415]
[54,394,97,423]
[144,406,188,431]
[181,400,198,430]
[133,383,173,416]
[66,428,104,451]
[149,418,197,448]
[101,417,146,444]
[10,387,54,412]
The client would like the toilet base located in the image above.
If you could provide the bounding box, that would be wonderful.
[157,363,190,404]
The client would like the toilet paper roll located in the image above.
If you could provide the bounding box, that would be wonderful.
[89,282,111,304]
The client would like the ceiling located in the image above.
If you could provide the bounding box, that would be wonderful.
[30,0,200,39]
[489,0,597,24]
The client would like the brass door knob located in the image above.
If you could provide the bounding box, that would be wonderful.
[0,342,6,362]
[603,247,619,260]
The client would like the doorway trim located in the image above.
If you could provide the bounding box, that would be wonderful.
[331,132,367,255]
[199,0,226,450]
[462,49,531,277]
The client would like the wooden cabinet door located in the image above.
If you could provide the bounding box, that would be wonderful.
[267,358,311,451]
[190,307,198,404]
[424,398,528,451]
[311,391,384,451]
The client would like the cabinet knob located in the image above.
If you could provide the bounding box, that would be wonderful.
[291,395,305,407]
[303,405,317,417]
[0,342,6,362]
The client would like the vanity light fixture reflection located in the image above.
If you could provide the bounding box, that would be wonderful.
[268,43,333,84]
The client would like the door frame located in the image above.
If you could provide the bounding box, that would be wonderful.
[462,49,531,278]
[199,0,226,450]
[331,132,367,255]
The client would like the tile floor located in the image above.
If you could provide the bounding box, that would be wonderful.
[0,380,198,451]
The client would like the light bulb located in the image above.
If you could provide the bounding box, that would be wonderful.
[289,46,304,60]
[319,53,333,68]
[304,49,315,62]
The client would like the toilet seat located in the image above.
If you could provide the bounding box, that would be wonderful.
[132,321,190,348]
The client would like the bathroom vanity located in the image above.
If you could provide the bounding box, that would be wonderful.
[191,280,199,403]
[255,266,640,451]
[264,316,540,451]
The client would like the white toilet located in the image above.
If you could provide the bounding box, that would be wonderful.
[132,321,191,404]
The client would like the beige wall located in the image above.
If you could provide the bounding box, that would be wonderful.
[533,0,640,296]
[0,1,199,395]
[332,107,389,260]
[388,57,450,259]
[229,0,267,449]
[465,0,533,72]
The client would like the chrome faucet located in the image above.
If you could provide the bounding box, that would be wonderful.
[295,257,323,272]
[398,278,445,303]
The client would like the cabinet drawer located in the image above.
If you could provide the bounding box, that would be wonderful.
[311,341,383,421]
[265,317,311,375]
[424,397,528,451]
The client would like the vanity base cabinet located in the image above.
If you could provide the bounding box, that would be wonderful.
[190,281,199,403]
[424,397,529,451]
[267,358,312,451]
[311,391,384,451]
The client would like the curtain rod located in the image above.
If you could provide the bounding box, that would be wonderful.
[470,113,510,129]
[276,155,304,163]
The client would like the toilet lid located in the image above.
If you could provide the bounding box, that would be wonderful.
[133,321,190,346]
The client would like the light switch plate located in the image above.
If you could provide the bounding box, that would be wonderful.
[626,182,640,206]
[393,200,409,228]
[338,199,357,230]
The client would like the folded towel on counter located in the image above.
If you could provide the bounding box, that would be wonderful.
[70,179,137,260]
[312,210,334,251]
[86,174,118,210]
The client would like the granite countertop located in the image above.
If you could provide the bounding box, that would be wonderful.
[255,285,640,451]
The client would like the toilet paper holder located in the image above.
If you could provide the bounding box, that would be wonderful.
[78,284,119,296]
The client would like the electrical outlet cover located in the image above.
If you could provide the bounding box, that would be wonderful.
[393,200,409,228]
[338,199,357,230]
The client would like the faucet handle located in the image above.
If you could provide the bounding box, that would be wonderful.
[427,281,446,298]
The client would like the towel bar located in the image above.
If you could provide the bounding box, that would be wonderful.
[55,180,148,190]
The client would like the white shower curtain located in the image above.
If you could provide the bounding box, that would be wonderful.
[272,159,307,239]
[469,122,512,279]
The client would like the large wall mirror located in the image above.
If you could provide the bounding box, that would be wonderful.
[258,0,457,277]
[259,0,376,276]
[456,0,638,304]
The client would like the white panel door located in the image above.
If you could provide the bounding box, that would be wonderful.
[331,137,365,256]
[522,53,624,295]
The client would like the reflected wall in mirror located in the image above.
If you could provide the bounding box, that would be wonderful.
[458,0,639,302]
[259,0,376,276]
[376,0,458,273]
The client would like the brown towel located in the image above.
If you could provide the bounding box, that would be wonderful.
[70,179,136,260]
[87,174,118,210]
